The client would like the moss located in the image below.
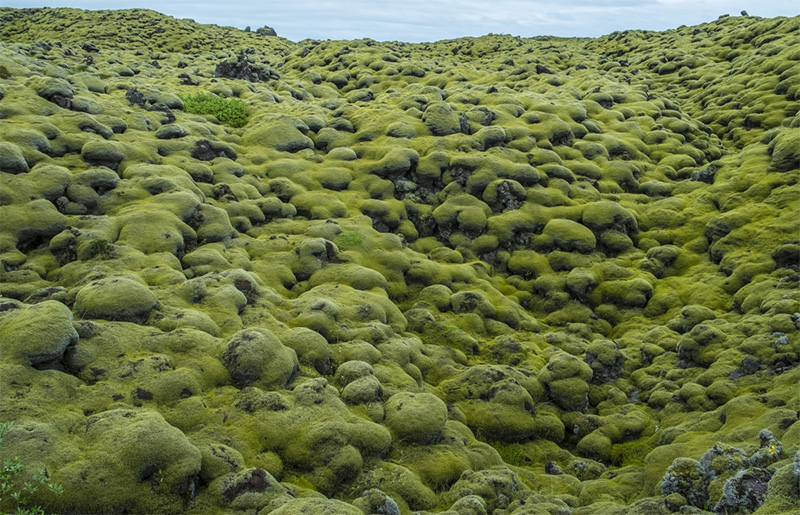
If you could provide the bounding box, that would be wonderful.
[755,458,800,514]
[290,191,348,219]
[0,300,78,367]
[440,365,542,440]
[54,409,202,514]
[279,327,331,374]
[0,8,798,515]
[357,462,437,511]
[582,201,638,236]
[585,340,626,384]
[74,275,159,323]
[391,443,474,493]
[423,101,465,136]
[309,263,388,291]
[441,467,522,513]
[352,489,402,515]
[540,218,597,253]
[0,199,67,251]
[370,147,420,178]
[267,497,365,514]
[610,438,656,468]
[491,441,528,467]
[0,142,29,174]
[149,306,221,336]
[450,290,497,318]
[508,250,553,279]
[243,117,314,152]
[222,328,298,389]
[595,278,653,308]
[117,210,196,255]
[768,128,800,171]
[384,392,448,444]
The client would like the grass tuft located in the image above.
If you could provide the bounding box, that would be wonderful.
[181,93,249,127]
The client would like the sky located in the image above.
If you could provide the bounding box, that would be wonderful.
[3,1,799,42]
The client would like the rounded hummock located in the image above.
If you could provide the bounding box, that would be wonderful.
[74,276,159,323]
[384,392,448,444]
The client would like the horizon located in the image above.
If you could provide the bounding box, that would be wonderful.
[2,1,799,43]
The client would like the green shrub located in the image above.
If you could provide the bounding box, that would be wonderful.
[87,238,111,259]
[181,93,249,127]
[0,423,63,515]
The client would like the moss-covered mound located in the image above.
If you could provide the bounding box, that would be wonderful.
[1,7,799,515]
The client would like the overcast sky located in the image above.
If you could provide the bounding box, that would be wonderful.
[4,1,798,42]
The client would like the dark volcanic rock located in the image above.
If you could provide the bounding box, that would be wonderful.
[215,50,280,82]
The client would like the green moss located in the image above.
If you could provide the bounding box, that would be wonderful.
[541,218,597,253]
[74,276,159,323]
[222,328,298,389]
[0,142,29,174]
[309,263,388,291]
[422,102,464,136]
[53,409,201,514]
[384,392,448,444]
[0,8,798,515]
[491,441,527,467]
[0,300,77,367]
[243,117,313,152]
[610,438,656,467]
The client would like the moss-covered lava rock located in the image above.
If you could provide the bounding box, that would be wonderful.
[0,7,798,515]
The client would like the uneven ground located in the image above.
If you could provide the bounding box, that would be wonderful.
[0,7,799,515]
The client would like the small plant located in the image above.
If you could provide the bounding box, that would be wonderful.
[0,423,63,515]
[87,238,111,259]
[181,92,249,127]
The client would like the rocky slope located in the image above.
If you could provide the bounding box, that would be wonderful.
[0,7,798,515]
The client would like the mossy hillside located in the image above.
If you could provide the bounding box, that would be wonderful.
[0,7,799,515]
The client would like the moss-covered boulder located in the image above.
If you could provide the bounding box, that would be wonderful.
[0,300,78,367]
[74,276,159,323]
[440,365,545,441]
[584,339,626,384]
[423,102,465,136]
[0,199,67,251]
[442,467,523,513]
[222,328,299,389]
[540,218,597,253]
[206,468,289,512]
[56,409,202,514]
[384,392,448,444]
[0,8,799,515]
[538,351,593,412]
[660,457,707,509]
[243,117,314,153]
[0,142,29,174]
[280,327,332,374]
[582,201,638,236]
[269,497,364,514]
[769,128,800,171]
